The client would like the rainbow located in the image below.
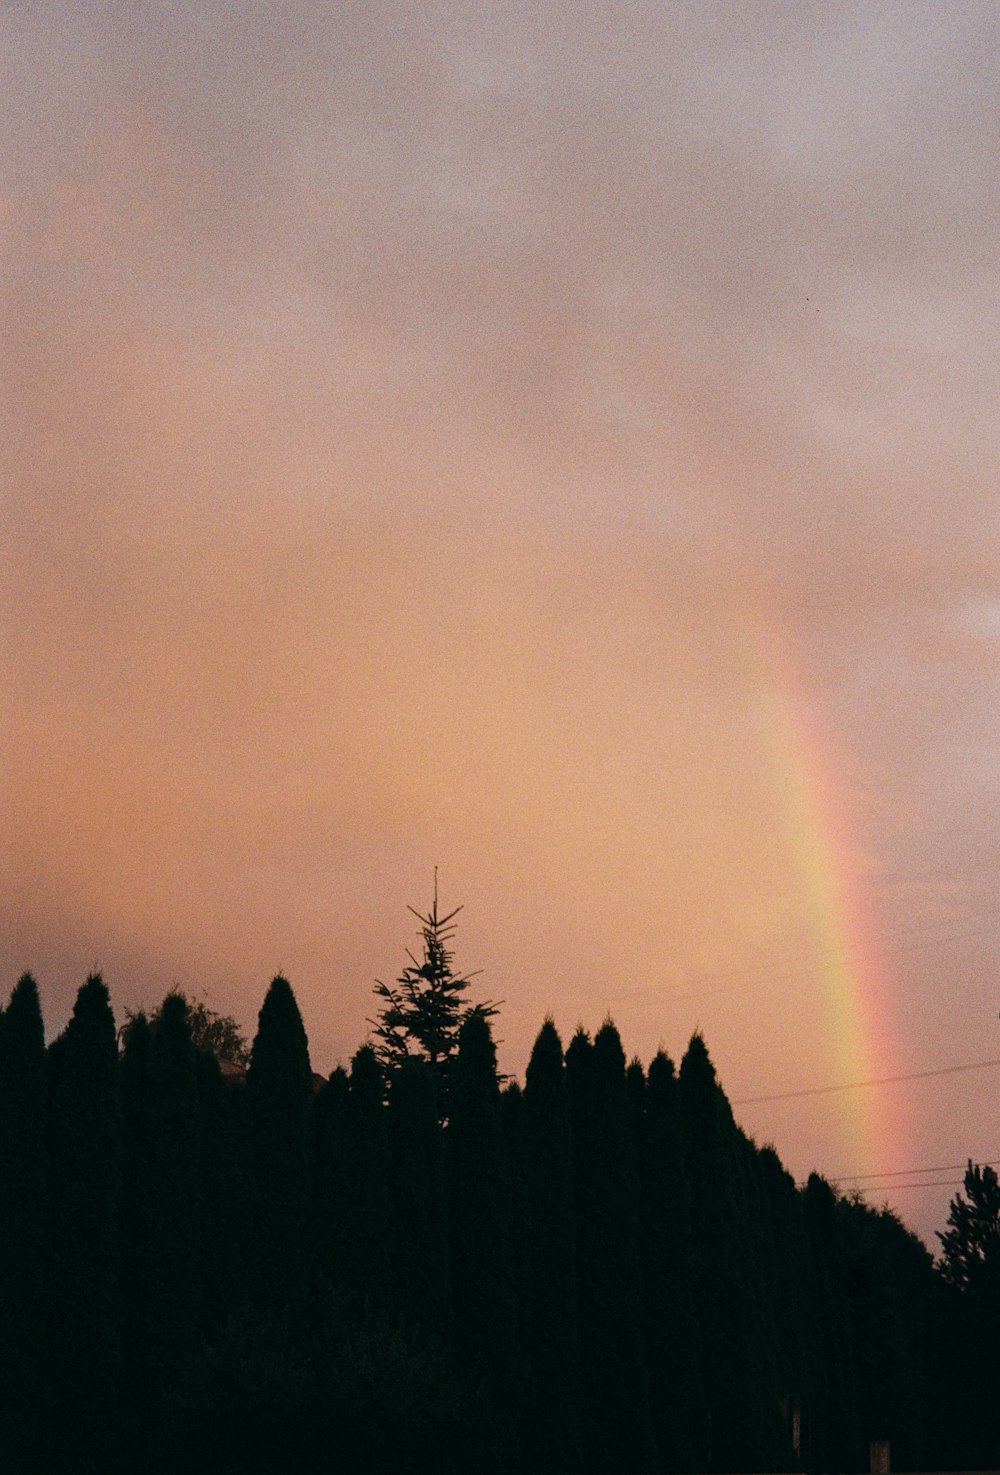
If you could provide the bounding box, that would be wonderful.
[740,596,904,1174]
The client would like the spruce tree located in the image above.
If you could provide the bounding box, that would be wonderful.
[247,976,313,1307]
[46,974,123,1470]
[370,877,497,1116]
[0,973,48,1471]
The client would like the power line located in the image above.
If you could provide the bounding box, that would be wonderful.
[734,1056,1000,1105]
[832,1160,999,1183]
[852,1180,963,1192]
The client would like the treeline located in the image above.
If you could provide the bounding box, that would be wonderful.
[0,971,993,1474]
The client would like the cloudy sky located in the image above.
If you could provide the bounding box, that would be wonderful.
[3,0,998,1245]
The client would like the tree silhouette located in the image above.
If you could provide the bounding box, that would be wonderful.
[935,1161,1000,1467]
[388,1053,452,1341]
[638,1049,708,1473]
[568,1021,656,1475]
[0,974,47,1470]
[937,1160,1000,1292]
[46,974,123,1470]
[369,873,497,1116]
[447,1010,518,1470]
[247,975,313,1307]
[521,1019,581,1474]
[122,993,249,1068]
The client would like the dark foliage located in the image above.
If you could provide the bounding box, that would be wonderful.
[247,976,313,1307]
[369,878,498,1115]
[46,974,124,1471]
[447,1009,518,1471]
[932,1162,1000,1467]
[388,1053,452,1340]
[639,1050,709,1473]
[342,1044,393,1310]
[937,1159,1000,1291]
[122,993,250,1067]
[521,1019,581,1474]
[568,1021,656,1474]
[1,965,985,1475]
[0,975,47,1471]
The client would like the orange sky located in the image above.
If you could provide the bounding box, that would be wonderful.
[3,0,999,1246]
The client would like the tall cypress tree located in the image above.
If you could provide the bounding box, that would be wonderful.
[801,1173,862,1474]
[119,1010,154,1448]
[679,1032,759,1473]
[199,1047,258,1345]
[388,1053,452,1341]
[118,996,204,1465]
[312,1065,351,1292]
[0,973,48,1471]
[247,976,313,1307]
[839,1194,935,1473]
[343,1044,393,1310]
[501,1077,528,1338]
[568,1021,655,1475]
[640,1050,708,1474]
[521,1019,581,1474]
[732,1129,790,1471]
[757,1146,817,1473]
[447,1010,517,1470]
[46,974,123,1470]
[145,995,203,1396]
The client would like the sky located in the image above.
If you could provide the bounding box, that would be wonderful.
[2,0,998,1248]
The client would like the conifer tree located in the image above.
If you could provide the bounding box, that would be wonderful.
[679,1032,760,1473]
[447,1010,517,1469]
[144,994,203,1391]
[312,1065,351,1290]
[247,976,313,1307]
[839,1194,935,1472]
[0,973,48,1470]
[196,1045,255,1330]
[731,1129,790,1470]
[935,1162,1000,1467]
[640,1050,708,1473]
[343,1044,393,1310]
[388,1054,452,1341]
[757,1147,817,1473]
[568,1021,656,1475]
[370,876,496,1116]
[800,1173,862,1474]
[46,974,123,1470]
[521,1019,581,1474]
[119,1009,154,1445]
[938,1160,1000,1292]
